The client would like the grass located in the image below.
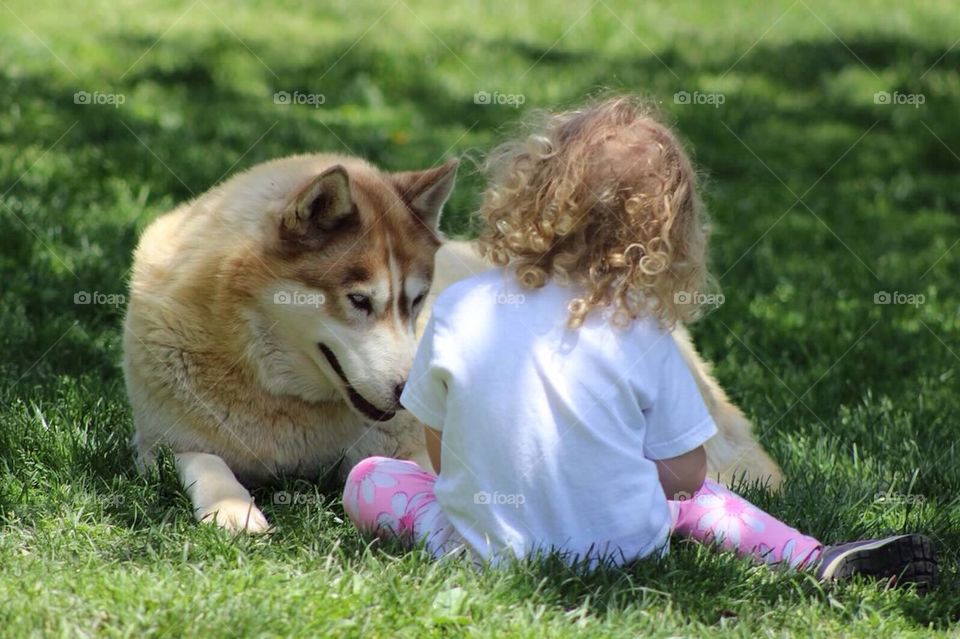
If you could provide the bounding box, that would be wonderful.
[1,0,959,635]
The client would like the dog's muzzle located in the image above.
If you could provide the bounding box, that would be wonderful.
[317,343,397,422]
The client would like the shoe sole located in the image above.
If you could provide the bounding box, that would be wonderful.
[819,534,938,595]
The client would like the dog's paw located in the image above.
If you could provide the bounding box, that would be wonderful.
[196,497,271,534]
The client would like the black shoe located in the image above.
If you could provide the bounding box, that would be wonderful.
[814,534,938,595]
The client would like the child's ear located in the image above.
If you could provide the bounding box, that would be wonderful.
[391,159,459,230]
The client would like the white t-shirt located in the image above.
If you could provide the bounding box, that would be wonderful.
[400,268,717,565]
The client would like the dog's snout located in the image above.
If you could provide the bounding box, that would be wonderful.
[394,381,406,402]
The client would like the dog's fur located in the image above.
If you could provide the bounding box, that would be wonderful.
[124,154,454,531]
[123,153,781,533]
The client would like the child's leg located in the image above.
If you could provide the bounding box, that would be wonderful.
[342,456,465,558]
[669,479,822,568]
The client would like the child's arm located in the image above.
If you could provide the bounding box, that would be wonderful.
[398,311,451,474]
[641,337,716,501]
[425,426,442,473]
[654,445,707,501]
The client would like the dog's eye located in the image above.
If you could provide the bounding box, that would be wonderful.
[412,292,426,308]
[347,293,373,314]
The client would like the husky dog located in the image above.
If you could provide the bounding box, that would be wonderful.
[123,153,781,533]
[124,154,457,532]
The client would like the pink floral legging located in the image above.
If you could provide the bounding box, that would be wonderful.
[342,456,822,568]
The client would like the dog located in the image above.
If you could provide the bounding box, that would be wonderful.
[123,153,781,534]
[123,153,457,532]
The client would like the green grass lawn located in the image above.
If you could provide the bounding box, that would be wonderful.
[2,0,959,635]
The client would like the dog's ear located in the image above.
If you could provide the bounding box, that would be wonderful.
[391,159,458,230]
[280,165,356,244]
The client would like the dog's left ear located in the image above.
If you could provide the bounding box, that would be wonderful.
[392,159,458,230]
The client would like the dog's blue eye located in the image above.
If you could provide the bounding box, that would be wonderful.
[348,293,373,314]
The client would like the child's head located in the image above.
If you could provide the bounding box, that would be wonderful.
[477,95,714,329]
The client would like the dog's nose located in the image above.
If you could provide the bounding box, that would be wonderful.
[394,382,406,402]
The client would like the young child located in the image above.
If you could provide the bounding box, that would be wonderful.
[342,96,937,591]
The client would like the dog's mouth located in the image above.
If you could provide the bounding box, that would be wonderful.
[317,343,397,422]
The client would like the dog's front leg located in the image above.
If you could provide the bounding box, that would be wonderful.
[175,452,270,534]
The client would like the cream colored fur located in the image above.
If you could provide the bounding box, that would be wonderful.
[124,153,451,533]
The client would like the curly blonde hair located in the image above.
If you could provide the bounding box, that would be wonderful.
[477,95,715,329]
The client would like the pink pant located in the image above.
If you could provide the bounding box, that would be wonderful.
[342,456,822,568]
